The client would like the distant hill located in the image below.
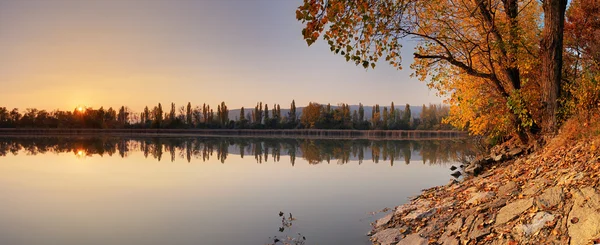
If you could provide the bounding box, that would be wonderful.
[227,104,425,121]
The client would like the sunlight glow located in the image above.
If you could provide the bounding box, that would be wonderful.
[76,150,85,158]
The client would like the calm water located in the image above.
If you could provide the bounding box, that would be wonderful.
[0,136,471,245]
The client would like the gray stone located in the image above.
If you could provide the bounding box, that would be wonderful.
[376,213,394,229]
[567,188,600,245]
[466,191,495,205]
[371,228,402,245]
[536,186,564,209]
[496,198,534,224]
[396,233,428,245]
[513,212,555,236]
[498,181,518,196]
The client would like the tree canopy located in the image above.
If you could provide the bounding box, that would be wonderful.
[297,0,577,143]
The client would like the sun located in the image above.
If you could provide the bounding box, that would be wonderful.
[77,106,84,112]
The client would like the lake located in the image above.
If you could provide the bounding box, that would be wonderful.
[0,136,471,245]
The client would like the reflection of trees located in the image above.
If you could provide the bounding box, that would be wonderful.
[0,137,473,166]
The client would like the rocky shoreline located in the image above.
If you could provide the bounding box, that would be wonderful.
[369,136,600,245]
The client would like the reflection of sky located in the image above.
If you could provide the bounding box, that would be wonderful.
[0,149,455,245]
[0,0,442,111]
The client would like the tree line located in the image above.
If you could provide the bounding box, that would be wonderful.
[0,101,451,130]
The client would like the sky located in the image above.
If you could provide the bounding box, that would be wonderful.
[0,0,443,112]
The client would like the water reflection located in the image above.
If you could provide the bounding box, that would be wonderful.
[0,137,472,166]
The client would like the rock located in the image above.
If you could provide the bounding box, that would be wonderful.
[513,212,555,237]
[497,181,518,196]
[450,171,462,178]
[396,233,428,245]
[508,147,523,157]
[403,207,437,221]
[465,163,483,175]
[395,199,431,216]
[371,228,402,245]
[496,198,534,224]
[438,231,459,245]
[522,180,546,196]
[567,188,600,245]
[446,218,463,233]
[469,213,491,240]
[476,156,494,165]
[493,154,505,162]
[376,213,393,229]
[558,172,586,186]
[482,197,509,211]
[466,191,495,205]
[450,165,457,171]
[536,186,564,209]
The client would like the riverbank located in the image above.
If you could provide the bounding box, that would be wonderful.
[0,128,466,140]
[370,118,600,244]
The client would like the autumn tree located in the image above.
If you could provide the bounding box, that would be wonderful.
[297,0,568,141]
[562,0,600,120]
[301,102,323,128]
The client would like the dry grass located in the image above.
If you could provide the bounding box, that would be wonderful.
[543,110,600,157]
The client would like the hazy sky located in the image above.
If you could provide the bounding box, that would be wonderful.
[0,0,443,112]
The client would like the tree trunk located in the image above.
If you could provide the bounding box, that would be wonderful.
[540,0,568,135]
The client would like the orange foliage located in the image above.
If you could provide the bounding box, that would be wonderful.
[297,0,543,138]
